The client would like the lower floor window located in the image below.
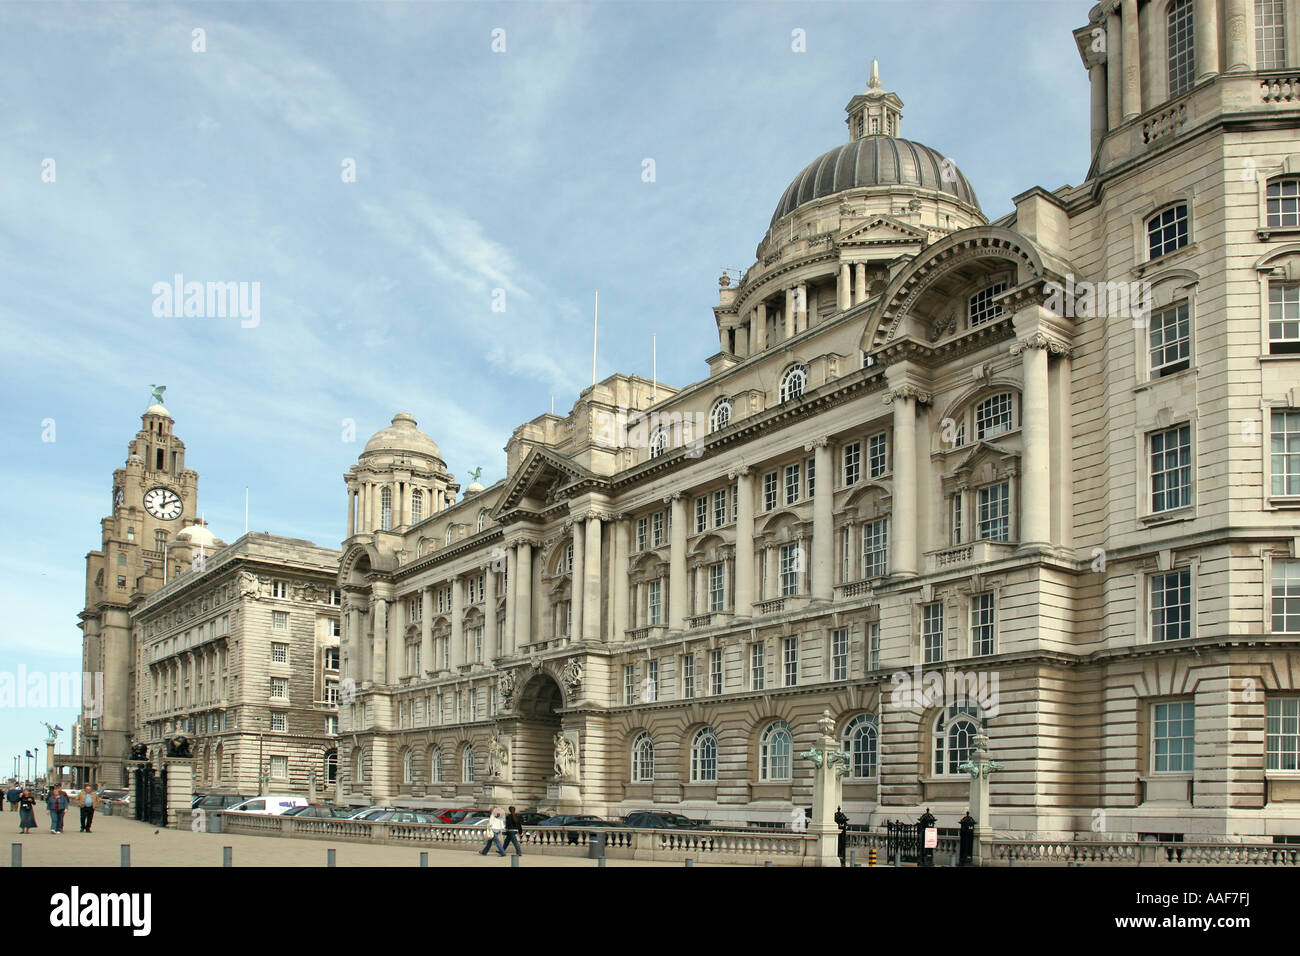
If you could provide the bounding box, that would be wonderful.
[1152,701,1195,773]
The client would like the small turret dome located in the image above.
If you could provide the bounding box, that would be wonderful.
[176,524,219,549]
[144,404,172,419]
[363,413,442,461]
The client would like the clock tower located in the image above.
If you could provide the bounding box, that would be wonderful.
[78,394,200,786]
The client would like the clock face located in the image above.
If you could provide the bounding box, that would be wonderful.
[143,487,183,521]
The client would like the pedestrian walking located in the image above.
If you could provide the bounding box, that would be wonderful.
[502,806,524,856]
[17,788,36,834]
[46,784,68,834]
[5,784,18,813]
[75,783,101,832]
[478,806,507,857]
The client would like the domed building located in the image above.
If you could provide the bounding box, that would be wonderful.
[335,19,1300,859]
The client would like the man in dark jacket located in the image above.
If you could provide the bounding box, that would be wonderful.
[46,785,69,834]
[5,785,19,812]
[502,806,524,856]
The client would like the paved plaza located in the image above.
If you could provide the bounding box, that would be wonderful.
[3,811,723,867]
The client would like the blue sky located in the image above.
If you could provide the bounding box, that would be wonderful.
[0,0,1090,776]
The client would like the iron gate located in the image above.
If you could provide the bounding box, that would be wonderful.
[884,819,919,863]
[133,762,168,827]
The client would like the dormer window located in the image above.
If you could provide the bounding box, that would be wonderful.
[1147,204,1189,260]
[649,427,669,459]
[709,398,733,433]
[1267,178,1300,228]
[779,364,808,403]
[968,282,1007,328]
[1167,0,1195,98]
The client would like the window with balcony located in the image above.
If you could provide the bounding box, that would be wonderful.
[708,562,726,612]
[862,518,888,578]
[977,482,1010,541]
[779,543,801,596]
[647,579,663,626]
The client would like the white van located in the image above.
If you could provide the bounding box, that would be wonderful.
[224,795,308,815]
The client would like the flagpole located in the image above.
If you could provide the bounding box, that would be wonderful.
[592,290,598,387]
[244,486,249,535]
[652,334,657,403]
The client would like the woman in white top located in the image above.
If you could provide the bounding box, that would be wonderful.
[479,806,507,857]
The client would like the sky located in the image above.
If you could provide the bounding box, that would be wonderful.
[0,0,1091,778]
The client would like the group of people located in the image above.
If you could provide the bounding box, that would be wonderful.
[479,806,525,857]
[5,784,102,835]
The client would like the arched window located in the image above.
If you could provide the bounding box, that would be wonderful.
[325,749,338,786]
[973,392,1015,439]
[631,732,654,782]
[690,726,718,782]
[416,538,426,558]
[760,720,792,780]
[709,398,733,433]
[411,490,423,524]
[431,747,443,783]
[402,748,413,784]
[933,703,983,775]
[445,526,454,546]
[476,510,487,533]
[779,365,808,403]
[564,543,574,574]
[380,487,393,531]
[842,714,879,779]
[1167,0,1195,98]
[649,427,669,459]
[462,746,475,783]
[354,748,366,783]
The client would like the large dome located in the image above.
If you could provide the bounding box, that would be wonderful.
[363,412,442,460]
[770,135,980,226]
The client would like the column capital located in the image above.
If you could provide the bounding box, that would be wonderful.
[802,438,831,452]
[1010,331,1072,357]
[882,384,933,406]
[662,492,686,505]
[727,467,752,480]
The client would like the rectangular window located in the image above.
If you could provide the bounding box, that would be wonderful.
[750,642,765,691]
[861,518,889,578]
[843,442,861,486]
[1148,204,1190,260]
[731,483,739,523]
[695,496,707,533]
[270,677,288,699]
[469,689,477,719]
[1268,178,1300,229]
[648,579,663,626]
[646,660,659,702]
[329,588,341,606]
[324,679,339,703]
[831,628,849,681]
[272,611,288,630]
[922,602,944,664]
[270,755,287,779]
[1149,303,1190,377]
[624,665,635,705]
[806,457,816,497]
[271,642,288,664]
[709,489,726,528]
[1167,0,1195,96]
[952,492,964,545]
[1270,281,1300,353]
[867,432,888,477]
[324,647,340,670]
[271,580,288,599]
[764,472,778,511]
[682,655,696,699]
[779,543,800,596]
[1150,568,1193,642]
[709,649,723,696]
[1267,697,1300,770]
[708,562,726,612]
[977,483,1010,541]
[651,512,664,548]
[970,593,996,657]
[329,619,341,639]
[1273,560,1300,633]
[782,637,798,686]
[968,281,1007,327]
[636,517,647,552]
[1256,0,1287,70]
[784,464,801,505]
[975,394,1013,439]
[270,711,286,732]
[1151,424,1192,513]
[326,715,338,735]
[869,621,881,671]
[1153,701,1195,772]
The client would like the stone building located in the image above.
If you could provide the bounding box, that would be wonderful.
[336,6,1300,836]
[133,532,343,796]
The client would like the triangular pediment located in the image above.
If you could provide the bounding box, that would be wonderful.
[495,447,600,516]
[838,215,928,247]
[951,438,1019,477]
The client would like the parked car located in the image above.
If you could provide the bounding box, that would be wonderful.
[623,811,707,829]
[282,804,354,819]
[535,814,613,844]
[346,806,400,821]
[192,793,251,812]
[224,796,308,815]
[516,810,551,827]
[435,808,485,824]
[366,809,443,825]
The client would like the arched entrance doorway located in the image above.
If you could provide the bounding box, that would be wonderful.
[512,673,563,807]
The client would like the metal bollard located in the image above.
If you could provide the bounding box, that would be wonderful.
[598,856,606,868]
[849,851,856,867]
[869,848,877,867]
[510,854,519,868]
[120,845,130,868]
[11,844,20,868]
[1008,858,1015,868]
[327,848,336,867]
[420,852,428,867]
[684,858,693,868]
[223,846,232,867]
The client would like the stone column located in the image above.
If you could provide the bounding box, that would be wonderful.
[346,602,362,683]
[1013,336,1052,549]
[347,488,355,538]
[795,282,808,331]
[357,484,367,533]
[763,542,778,599]
[854,263,867,306]
[505,545,517,656]
[754,302,767,351]
[886,382,927,577]
[420,587,433,676]
[784,288,795,339]
[612,518,630,639]
[570,520,585,641]
[693,563,706,616]
[1107,8,1122,129]
[1225,0,1252,72]
[371,597,387,686]
[1089,61,1107,154]
[484,566,498,661]
[1121,0,1141,120]
[838,262,851,311]
[515,542,533,647]
[583,515,602,641]
[718,325,730,354]
[389,595,404,683]
[668,494,688,629]
[1195,0,1220,79]
[449,576,464,670]
[809,439,833,601]
[733,469,754,617]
